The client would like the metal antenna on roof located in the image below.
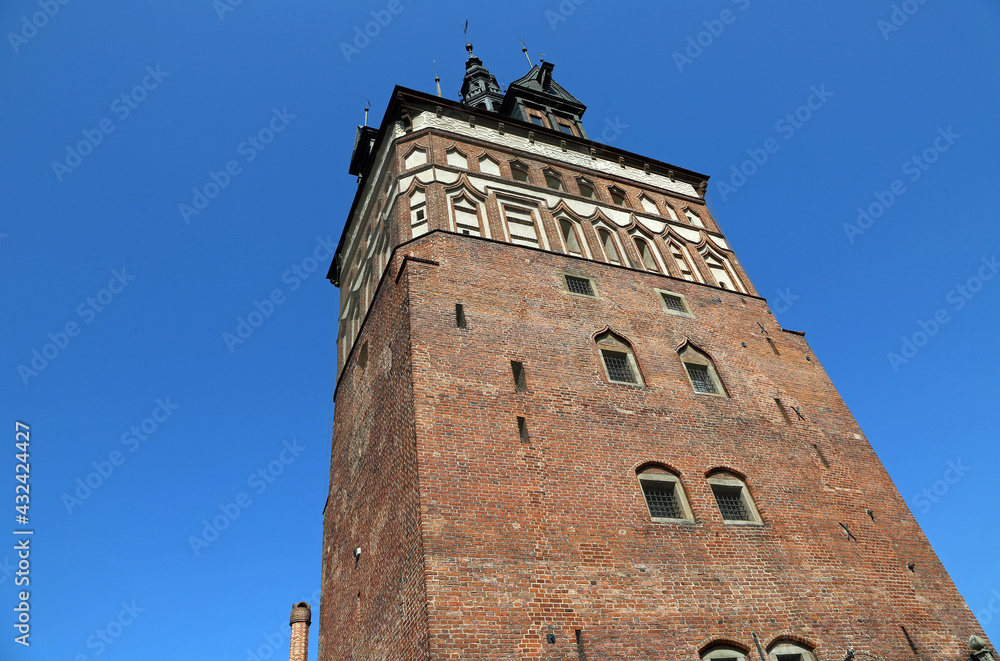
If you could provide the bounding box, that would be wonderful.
[433,61,442,97]
[363,98,371,127]
[519,38,533,67]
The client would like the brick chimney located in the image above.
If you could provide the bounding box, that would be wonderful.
[288,601,311,661]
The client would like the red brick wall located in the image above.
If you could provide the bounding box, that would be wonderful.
[323,122,991,659]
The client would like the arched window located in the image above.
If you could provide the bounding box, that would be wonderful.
[668,240,698,282]
[558,217,584,256]
[478,154,500,176]
[608,186,629,207]
[409,189,428,238]
[451,194,483,237]
[576,178,596,199]
[706,469,762,524]
[596,226,622,265]
[637,466,692,522]
[679,343,726,396]
[543,169,563,191]
[684,208,705,227]
[403,147,426,170]
[702,249,744,292]
[701,644,749,661]
[633,235,662,273]
[510,160,530,183]
[662,203,679,221]
[767,641,815,661]
[595,331,643,385]
[446,148,467,169]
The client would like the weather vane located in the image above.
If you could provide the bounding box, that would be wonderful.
[519,37,533,67]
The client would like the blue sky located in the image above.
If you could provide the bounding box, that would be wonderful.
[1,1,998,659]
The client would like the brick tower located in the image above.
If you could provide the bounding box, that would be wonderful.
[320,46,994,661]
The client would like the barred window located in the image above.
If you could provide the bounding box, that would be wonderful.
[596,331,643,386]
[565,275,595,297]
[686,363,717,394]
[707,472,762,525]
[679,343,725,396]
[641,480,681,519]
[659,291,689,315]
[602,350,635,383]
[701,645,748,661]
[712,485,749,521]
[768,642,816,661]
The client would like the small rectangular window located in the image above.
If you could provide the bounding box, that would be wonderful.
[517,416,529,443]
[530,115,545,126]
[602,350,636,384]
[511,361,527,392]
[685,363,717,394]
[455,304,467,328]
[641,480,683,519]
[660,292,687,314]
[711,485,750,521]
[558,122,575,135]
[565,275,595,297]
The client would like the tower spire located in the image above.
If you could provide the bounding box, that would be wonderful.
[458,29,504,112]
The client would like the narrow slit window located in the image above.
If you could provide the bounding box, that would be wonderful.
[357,342,368,369]
[901,626,918,654]
[511,361,527,392]
[575,630,586,661]
[517,416,530,443]
[766,337,780,355]
[774,398,791,423]
[455,304,467,328]
[813,444,830,468]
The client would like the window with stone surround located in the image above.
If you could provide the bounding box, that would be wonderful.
[701,644,749,661]
[510,160,530,183]
[558,217,585,256]
[409,189,428,238]
[478,154,501,176]
[637,466,693,522]
[668,240,698,282]
[608,186,629,207]
[596,331,643,386]
[679,343,726,396]
[684,207,705,227]
[544,168,563,191]
[767,641,816,661]
[446,148,467,169]
[633,235,662,273]
[596,226,622,265]
[707,470,762,525]
[451,193,483,237]
[576,178,596,199]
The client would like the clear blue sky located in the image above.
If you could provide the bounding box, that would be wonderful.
[2,1,998,659]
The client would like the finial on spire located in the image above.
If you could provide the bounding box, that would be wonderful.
[433,60,442,98]
[519,38,533,67]
[363,98,370,127]
[464,20,473,56]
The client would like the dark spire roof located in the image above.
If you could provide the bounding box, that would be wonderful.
[499,61,586,117]
[460,42,504,112]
